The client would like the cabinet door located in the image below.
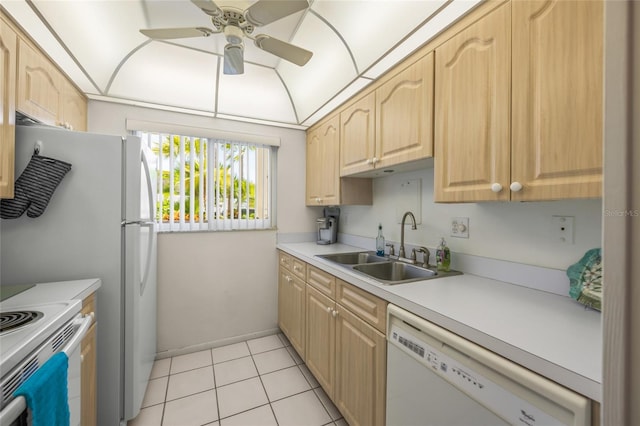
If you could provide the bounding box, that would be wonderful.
[340,92,375,176]
[376,53,434,169]
[511,0,603,201]
[434,3,511,202]
[305,285,336,398]
[61,79,87,131]
[306,115,340,206]
[336,279,387,334]
[0,17,16,199]
[334,304,386,426]
[81,322,97,426]
[17,38,63,126]
[278,267,306,358]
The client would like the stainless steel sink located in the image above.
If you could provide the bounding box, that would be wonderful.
[316,251,462,285]
[352,261,462,285]
[317,251,389,265]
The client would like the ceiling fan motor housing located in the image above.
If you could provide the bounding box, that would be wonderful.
[223,25,244,45]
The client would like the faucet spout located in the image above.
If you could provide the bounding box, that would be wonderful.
[399,211,417,260]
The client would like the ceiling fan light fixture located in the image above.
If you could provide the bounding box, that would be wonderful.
[224,43,244,75]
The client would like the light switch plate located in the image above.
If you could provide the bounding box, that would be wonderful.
[451,217,469,238]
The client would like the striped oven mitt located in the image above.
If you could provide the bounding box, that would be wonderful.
[0,155,72,219]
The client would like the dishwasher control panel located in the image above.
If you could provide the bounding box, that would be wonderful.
[388,317,584,426]
[390,325,486,394]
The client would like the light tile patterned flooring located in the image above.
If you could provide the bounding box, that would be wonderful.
[128,333,349,426]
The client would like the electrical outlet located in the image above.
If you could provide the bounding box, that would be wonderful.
[551,216,574,244]
[451,217,469,238]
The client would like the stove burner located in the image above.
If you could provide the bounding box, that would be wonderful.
[0,311,44,333]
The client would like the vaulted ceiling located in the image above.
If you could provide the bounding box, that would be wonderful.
[3,0,482,129]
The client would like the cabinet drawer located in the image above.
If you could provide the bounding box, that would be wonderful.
[307,265,336,298]
[81,292,97,325]
[291,257,307,280]
[336,279,387,334]
[278,251,292,270]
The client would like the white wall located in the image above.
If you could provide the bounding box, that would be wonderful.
[88,100,313,354]
[340,168,602,270]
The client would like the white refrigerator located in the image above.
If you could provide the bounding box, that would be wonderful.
[0,125,158,425]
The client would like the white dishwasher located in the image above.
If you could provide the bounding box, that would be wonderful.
[386,304,591,426]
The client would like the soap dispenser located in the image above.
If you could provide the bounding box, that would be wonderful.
[436,237,451,272]
[376,223,385,256]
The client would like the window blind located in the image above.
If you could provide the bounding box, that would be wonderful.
[134,127,276,232]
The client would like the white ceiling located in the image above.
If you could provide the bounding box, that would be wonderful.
[2,0,482,129]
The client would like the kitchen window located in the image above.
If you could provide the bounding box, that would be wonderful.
[128,120,278,232]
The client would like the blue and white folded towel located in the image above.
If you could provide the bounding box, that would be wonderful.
[13,352,70,426]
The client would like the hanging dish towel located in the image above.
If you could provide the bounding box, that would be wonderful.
[0,154,71,219]
[13,352,70,426]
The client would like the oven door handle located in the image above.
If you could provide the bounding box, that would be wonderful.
[62,313,93,357]
[0,313,93,426]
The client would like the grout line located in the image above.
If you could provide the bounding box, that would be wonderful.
[210,348,222,425]
[160,357,172,425]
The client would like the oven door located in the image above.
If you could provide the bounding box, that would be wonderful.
[0,313,92,426]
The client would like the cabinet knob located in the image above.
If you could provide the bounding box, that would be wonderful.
[490,183,503,193]
[316,198,322,203]
[286,275,292,283]
[510,182,523,192]
[372,157,378,165]
[366,158,372,165]
[332,309,338,318]
[327,306,332,313]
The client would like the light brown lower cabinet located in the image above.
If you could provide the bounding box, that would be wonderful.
[278,261,306,358]
[305,286,336,396]
[334,302,386,426]
[304,275,387,426]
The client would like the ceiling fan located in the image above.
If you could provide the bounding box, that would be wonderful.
[140,0,313,75]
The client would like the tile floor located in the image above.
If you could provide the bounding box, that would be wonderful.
[128,333,349,426]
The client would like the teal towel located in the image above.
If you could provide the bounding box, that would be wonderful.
[13,352,70,426]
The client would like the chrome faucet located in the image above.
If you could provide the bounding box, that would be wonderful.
[398,211,417,261]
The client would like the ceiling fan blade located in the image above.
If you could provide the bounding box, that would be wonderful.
[245,0,308,26]
[140,27,213,40]
[224,44,245,75]
[190,0,223,17]
[255,35,312,66]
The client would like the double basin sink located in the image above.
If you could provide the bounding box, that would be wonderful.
[316,251,461,285]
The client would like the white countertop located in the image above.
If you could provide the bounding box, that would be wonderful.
[277,242,602,402]
[1,278,102,308]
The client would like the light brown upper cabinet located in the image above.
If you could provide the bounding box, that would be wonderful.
[434,2,511,202]
[339,92,376,176]
[0,16,17,199]
[16,30,87,131]
[435,0,603,202]
[340,54,434,177]
[510,0,603,201]
[17,38,64,126]
[375,52,434,171]
[61,78,87,131]
[306,114,340,206]
[306,113,373,207]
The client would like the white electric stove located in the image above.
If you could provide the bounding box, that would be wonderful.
[0,299,82,377]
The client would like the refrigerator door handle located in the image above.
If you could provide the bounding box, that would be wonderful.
[123,220,155,226]
[139,221,155,296]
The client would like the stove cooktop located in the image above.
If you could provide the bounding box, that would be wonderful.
[0,310,44,333]
[0,300,82,377]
